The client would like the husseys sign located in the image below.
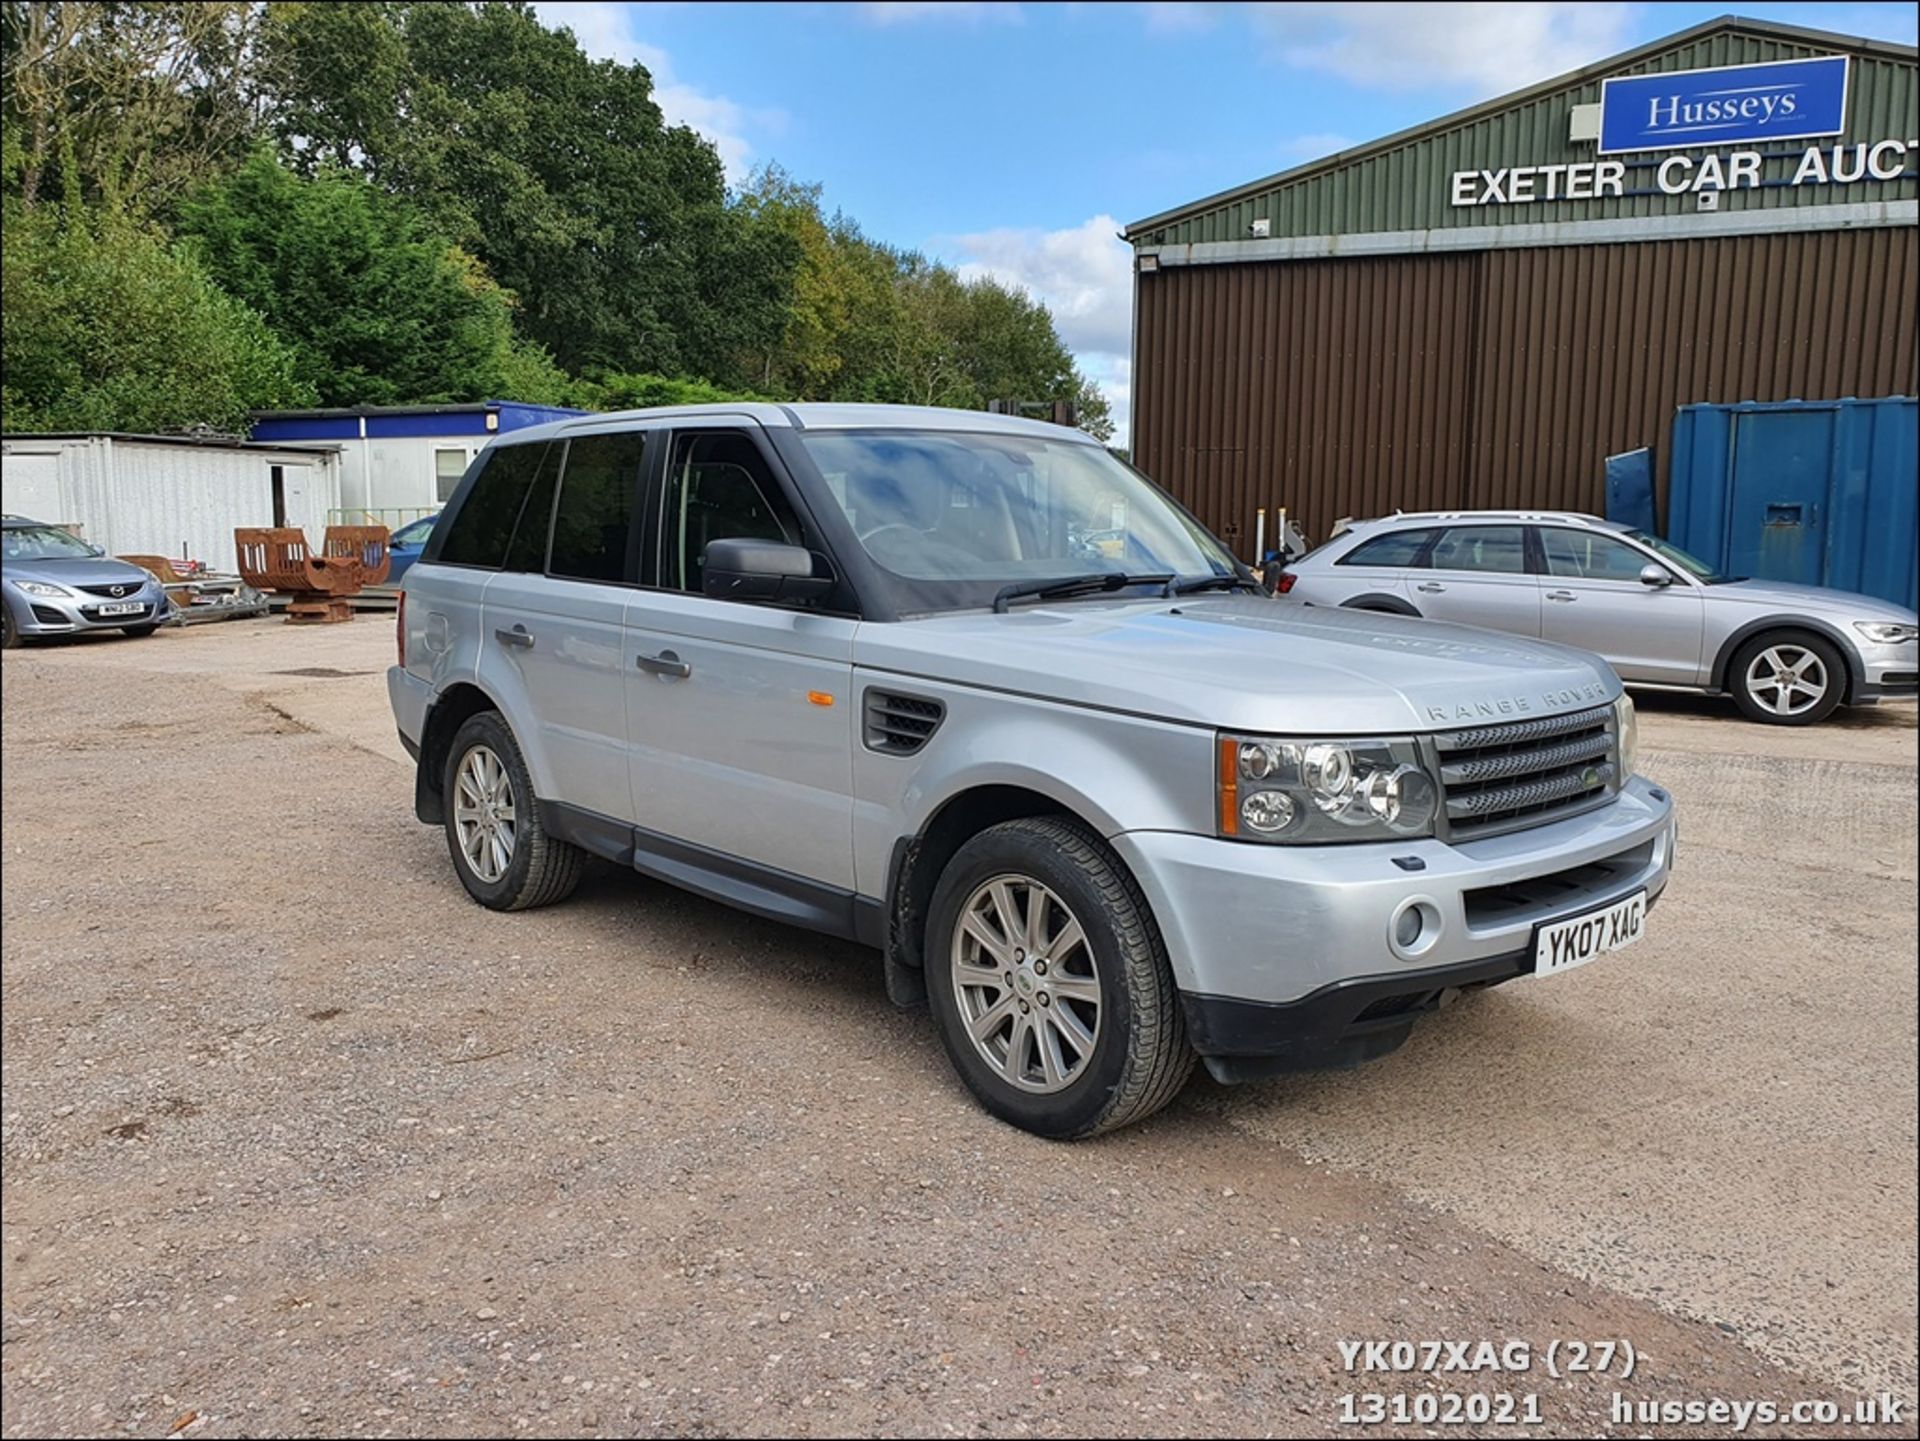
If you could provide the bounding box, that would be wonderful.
[1449,53,1919,207]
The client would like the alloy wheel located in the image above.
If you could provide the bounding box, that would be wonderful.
[1744,644,1829,718]
[950,874,1102,1093]
[453,744,516,882]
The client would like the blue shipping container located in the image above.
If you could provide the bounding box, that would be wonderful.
[1668,397,1918,609]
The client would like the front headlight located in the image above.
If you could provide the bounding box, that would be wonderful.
[1219,734,1438,843]
[1854,621,1918,644]
[14,579,71,598]
[1613,693,1638,778]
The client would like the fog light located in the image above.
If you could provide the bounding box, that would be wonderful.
[1394,906,1423,948]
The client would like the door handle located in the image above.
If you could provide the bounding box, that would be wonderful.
[637,649,692,679]
[494,625,533,648]
[1546,591,1576,602]
[1416,582,1446,593]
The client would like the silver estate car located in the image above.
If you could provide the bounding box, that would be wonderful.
[391,407,1675,1138]
[1,516,170,647]
[1279,511,1918,726]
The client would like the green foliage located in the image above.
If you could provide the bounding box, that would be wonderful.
[1,2,1114,439]
[177,151,566,407]
[1,197,310,433]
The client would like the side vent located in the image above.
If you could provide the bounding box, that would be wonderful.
[864,688,945,756]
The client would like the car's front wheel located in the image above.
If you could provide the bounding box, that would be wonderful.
[925,816,1194,1139]
[0,604,18,649]
[442,710,587,910]
[1729,631,1845,725]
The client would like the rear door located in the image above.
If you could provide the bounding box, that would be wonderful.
[624,426,858,891]
[1413,525,1542,635]
[1535,525,1706,683]
[482,430,650,821]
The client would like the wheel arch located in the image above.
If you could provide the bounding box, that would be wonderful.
[1340,593,1420,616]
[414,681,506,824]
[1710,617,1862,702]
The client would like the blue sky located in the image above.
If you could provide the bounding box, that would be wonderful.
[534,2,1919,440]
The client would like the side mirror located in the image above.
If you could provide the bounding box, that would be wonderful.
[702,537,834,603]
[88,543,106,557]
[1639,563,1673,588]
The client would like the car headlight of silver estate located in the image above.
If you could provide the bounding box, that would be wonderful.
[1613,693,1638,778]
[14,579,72,598]
[1853,621,1918,644]
[1218,735,1438,843]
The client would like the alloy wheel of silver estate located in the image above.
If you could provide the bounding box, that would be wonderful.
[951,874,1102,1094]
[1744,644,1830,718]
[453,744,517,883]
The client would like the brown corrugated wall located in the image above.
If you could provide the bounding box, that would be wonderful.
[1132,228,1920,553]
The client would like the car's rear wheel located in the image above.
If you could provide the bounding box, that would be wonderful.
[925,816,1194,1139]
[443,710,587,910]
[1729,631,1845,726]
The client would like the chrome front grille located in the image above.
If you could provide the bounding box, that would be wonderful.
[1434,704,1617,840]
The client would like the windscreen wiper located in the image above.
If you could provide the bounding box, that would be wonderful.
[1164,572,1264,597]
[992,572,1175,613]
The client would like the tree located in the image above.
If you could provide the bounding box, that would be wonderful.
[176,150,565,406]
[1,1,264,212]
[1,196,310,432]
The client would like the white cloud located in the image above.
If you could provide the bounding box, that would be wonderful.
[1246,2,1640,92]
[858,2,1025,24]
[940,214,1136,443]
[533,3,777,182]
[1277,131,1356,160]
[1139,2,1218,34]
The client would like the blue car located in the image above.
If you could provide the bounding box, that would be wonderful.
[386,514,440,585]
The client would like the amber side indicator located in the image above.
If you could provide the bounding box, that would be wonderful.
[807,691,835,707]
[1217,736,1239,836]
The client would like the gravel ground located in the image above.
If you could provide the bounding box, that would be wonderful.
[3,625,1915,1438]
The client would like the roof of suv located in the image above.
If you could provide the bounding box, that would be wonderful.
[498,402,1104,448]
[1340,509,1628,533]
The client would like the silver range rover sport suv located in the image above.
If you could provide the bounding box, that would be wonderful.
[390,405,1676,1138]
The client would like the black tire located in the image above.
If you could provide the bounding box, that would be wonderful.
[442,710,587,910]
[0,605,18,649]
[120,622,161,638]
[925,816,1194,1139]
[1728,630,1846,726]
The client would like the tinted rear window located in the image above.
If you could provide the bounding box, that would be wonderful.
[436,442,550,569]
[549,431,647,583]
[1338,528,1436,568]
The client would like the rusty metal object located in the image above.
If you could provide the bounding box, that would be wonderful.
[322,525,392,588]
[235,526,386,624]
[119,554,268,624]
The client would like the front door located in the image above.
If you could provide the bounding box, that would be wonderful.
[625,427,857,892]
[1413,524,1542,636]
[1535,526,1706,684]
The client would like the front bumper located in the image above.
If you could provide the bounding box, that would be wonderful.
[1853,639,1918,702]
[1113,776,1675,1080]
[5,584,169,635]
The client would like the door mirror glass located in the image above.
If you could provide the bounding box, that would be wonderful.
[702,537,833,603]
[88,543,105,557]
[1639,563,1673,588]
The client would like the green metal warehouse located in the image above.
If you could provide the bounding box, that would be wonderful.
[1122,15,1919,556]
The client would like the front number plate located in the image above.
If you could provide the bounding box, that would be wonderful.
[1532,891,1646,978]
[95,602,144,616]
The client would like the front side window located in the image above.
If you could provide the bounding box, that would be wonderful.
[1542,528,1661,582]
[1430,526,1527,575]
[661,432,801,594]
[432,442,550,569]
[1337,528,1436,569]
[798,429,1234,614]
[549,431,646,583]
